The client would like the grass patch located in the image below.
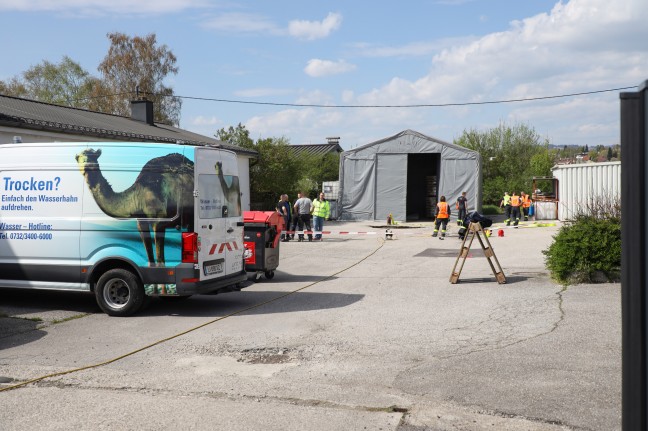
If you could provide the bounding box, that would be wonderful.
[52,313,89,324]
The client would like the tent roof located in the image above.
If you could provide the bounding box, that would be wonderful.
[345,129,477,157]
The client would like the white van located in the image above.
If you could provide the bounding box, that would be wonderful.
[0,142,247,316]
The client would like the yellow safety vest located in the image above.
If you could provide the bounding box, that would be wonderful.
[312,199,330,218]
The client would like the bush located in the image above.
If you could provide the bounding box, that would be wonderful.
[481,204,501,215]
[542,215,621,284]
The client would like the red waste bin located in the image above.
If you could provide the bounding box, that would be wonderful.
[243,211,285,280]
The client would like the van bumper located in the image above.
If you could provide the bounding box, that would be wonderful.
[174,264,248,295]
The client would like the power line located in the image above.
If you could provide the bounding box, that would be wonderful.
[72,86,635,108]
[166,86,635,108]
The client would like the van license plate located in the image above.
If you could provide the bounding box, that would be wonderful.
[204,259,224,276]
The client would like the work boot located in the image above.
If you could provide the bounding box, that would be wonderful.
[506,221,510,227]
[432,232,438,237]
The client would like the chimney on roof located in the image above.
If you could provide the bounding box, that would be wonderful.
[130,98,155,126]
[326,136,340,144]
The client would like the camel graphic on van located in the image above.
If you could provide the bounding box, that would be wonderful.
[75,148,194,268]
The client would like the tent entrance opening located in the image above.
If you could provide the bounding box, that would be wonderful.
[406,153,440,221]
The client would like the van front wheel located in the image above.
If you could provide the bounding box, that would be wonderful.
[95,269,146,317]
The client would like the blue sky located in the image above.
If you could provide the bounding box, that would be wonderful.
[1,0,647,150]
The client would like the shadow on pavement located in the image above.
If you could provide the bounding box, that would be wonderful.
[0,288,99,316]
[452,275,531,284]
[0,318,48,350]
[142,290,365,317]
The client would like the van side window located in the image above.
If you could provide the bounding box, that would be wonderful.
[198,174,241,219]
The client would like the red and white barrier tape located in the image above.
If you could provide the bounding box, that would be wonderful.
[283,230,378,235]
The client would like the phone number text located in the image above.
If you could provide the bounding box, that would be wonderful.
[0,232,53,240]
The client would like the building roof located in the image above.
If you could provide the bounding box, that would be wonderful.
[0,94,257,157]
[289,143,343,158]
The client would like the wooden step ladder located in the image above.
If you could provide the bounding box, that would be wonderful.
[450,222,506,284]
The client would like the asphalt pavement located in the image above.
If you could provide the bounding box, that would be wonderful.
[0,216,621,430]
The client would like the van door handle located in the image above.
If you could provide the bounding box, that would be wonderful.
[227,227,234,233]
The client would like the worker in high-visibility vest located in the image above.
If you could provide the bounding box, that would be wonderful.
[521,192,532,221]
[432,195,451,240]
[311,192,331,241]
[455,191,468,226]
[510,192,522,227]
[500,192,511,225]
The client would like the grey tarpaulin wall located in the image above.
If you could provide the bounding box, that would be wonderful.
[338,129,482,222]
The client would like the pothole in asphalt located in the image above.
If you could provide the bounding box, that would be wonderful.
[238,347,293,364]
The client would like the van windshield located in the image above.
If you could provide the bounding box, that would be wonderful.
[197,174,241,219]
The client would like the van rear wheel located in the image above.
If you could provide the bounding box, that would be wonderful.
[95,268,146,317]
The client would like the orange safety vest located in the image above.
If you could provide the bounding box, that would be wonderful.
[522,195,531,208]
[510,195,521,207]
[437,202,449,218]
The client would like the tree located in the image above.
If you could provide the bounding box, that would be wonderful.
[0,77,27,98]
[607,147,613,161]
[301,152,340,198]
[216,124,341,208]
[0,33,181,124]
[217,125,302,209]
[0,56,94,108]
[529,147,556,177]
[215,123,254,149]
[454,123,550,205]
[98,32,181,126]
[248,137,302,209]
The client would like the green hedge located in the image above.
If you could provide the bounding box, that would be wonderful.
[481,204,501,215]
[542,216,621,284]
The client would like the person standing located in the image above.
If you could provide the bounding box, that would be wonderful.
[500,191,511,226]
[521,192,532,221]
[510,191,522,227]
[311,192,330,241]
[293,192,313,242]
[455,191,468,226]
[432,195,451,240]
[276,194,291,242]
[286,192,301,240]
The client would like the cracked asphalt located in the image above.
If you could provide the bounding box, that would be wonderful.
[0,218,620,430]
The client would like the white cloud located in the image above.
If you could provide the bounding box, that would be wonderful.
[0,0,208,14]
[288,12,342,40]
[191,115,220,126]
[304,59,356,78]
[350,0,648,117]
[350,40,457,58]
[201,12,283,34]
[242,0,648,149]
